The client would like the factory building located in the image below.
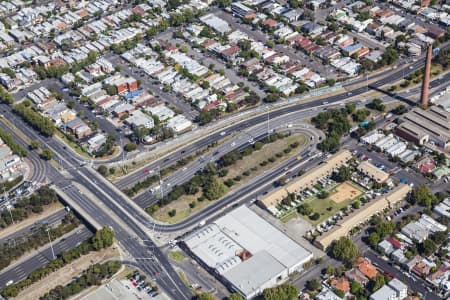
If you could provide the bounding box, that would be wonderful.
[396,106,450,149]
[182,206,313,299]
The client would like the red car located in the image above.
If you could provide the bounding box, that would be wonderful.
[130,279,138,287]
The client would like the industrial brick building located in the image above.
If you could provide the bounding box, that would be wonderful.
[395,106,450,149]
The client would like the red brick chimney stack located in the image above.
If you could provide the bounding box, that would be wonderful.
[420,44,432,108]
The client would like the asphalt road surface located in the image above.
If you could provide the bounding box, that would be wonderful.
[0,226,92,289]
[115,44,450,189]
[0,208,68,245]
[365,250,440,300]
[0,40,447,298]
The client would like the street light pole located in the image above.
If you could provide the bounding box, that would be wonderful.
[3,189,14,224]
[158,166,163,202]
[366,73,369,92]
[46,227,56,260]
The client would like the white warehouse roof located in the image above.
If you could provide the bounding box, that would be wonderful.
[183,205,312,299]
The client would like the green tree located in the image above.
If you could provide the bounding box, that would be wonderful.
[203,177,227,200]
[228,293,244,300]
[331,237,360,265]
[196,293,216,300]
[381,46,399,65]
[13,103,56,136]
[196,110,215,125]
[392,104,408,115]
[352,108,370,122]
[351,281,361,294]
[430,231,447,245]
[67,100,76,109]
[40,149,54,160]
[418,239,437,256]
[352,200,361,209]
[345,104,356,114]
[124,142,137,152]
[216,0,231,7]
[411,185,438,207]
[92,227,115,250]
[333,165,352,182]
[29,140,40,150]
[375,221,396,239]
[97,165,108,176]
[368,232,380,248]
[306,278,321,291]
[368,98,385,111]
[263,283,298,300]
[369,275,385,293]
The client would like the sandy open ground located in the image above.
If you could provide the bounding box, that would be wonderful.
[329,182,363,203]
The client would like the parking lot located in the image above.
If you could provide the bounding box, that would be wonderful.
[354,145,429,187]
[82,278,168,300]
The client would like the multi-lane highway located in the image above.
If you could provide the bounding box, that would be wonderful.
[132,120,324,208]
[114,45,449,194]
[0,42,447,298]
[0,226,92,289]
[0,109,194,299]
[0,208,68,244]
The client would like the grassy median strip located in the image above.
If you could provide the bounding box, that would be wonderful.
[168,251,185,262]
[149,133,308,224]
[122,145,215,197]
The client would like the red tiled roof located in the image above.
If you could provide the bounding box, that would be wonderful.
[354,257,378,279]
[262,18,278,27]
[331,276,350,293]
[387,237,402,249]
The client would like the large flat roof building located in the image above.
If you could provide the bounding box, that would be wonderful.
[199,14,232,35]
[397,107,450,149]
[259,150,352,210]
[315,184,411,250]
[183,206,313,299]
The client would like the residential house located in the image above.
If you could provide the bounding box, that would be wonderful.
[354,257,378,279]
[345,268,369,286]
[330,276,350,294]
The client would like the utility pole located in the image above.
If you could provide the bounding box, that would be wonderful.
[158,166,163,203]
[3,188,14,224]
[366,73,369,92]
[46,227,56,260]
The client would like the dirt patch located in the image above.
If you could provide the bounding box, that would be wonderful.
[329,182,363,203]
[0,203,64,239]
[12,247,120,300]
